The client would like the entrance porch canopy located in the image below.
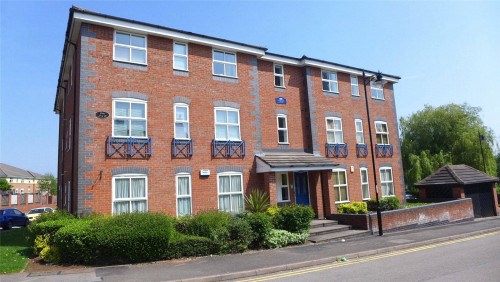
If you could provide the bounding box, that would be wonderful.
[256,153,338,173]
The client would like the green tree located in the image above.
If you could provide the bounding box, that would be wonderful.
[400,103,497,190]
[39,173,57,195]
[0,178,13,193]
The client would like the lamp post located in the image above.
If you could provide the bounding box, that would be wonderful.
[362,71,383,236]
[478,132,487,172]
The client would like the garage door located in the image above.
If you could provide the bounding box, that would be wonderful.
[465,186,495,218]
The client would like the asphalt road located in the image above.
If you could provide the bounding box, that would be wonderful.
[238,231,500,282]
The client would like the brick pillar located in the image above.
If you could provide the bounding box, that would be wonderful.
[264,172,277,205]
[321,170,335,217]
[491,184,499,216]
[418,188,427,201]
[452,186,465,198]
[308,171,324,219]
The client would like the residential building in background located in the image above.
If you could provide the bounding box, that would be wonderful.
[0,163,42,194]
[54,6,403,218]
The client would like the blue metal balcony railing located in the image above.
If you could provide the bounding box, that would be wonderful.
[356,144,368,158]
[172,139,193,158]
[212,140,245,158]
[376,144,393,158]
[326,143,348,158]
[107,137,152,159]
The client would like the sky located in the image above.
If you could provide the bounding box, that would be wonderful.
[1,0,499,175]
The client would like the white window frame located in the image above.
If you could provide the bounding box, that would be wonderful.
[375,121,390,145]
[370,81,384,100]
[212,49,237,78]
[351,75,359,96]
[112,174,148,215]
[360,168,370,200]
[355,119,365,144]
[214,107,241,141]
[176,174,192,217]
[277,115,289,144]
[274,64,285,88]
[217,172,244,213]
[65,117,72,152]
[174,103,190,140]
[326,117,344,144]
[112,98,148,138]
[276,172,290,203]
[322,70,339,93]
[173,42,188,71]
[380,167,395,197]
[332,169,349,203]
[113,31,147,65]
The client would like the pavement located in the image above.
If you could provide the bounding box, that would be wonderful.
[3,216,500,282]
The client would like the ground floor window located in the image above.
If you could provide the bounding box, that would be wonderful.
[276,172,290,202]
[176,174,192,216]
[380,167,395,196]
[113,175,147,215]
[218,173,243,213]
[360,168,370,200]
[333,169,349,203]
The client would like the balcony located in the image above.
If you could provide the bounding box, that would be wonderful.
[325,143,348,158]
[212,140,245,158]
[376,144,393,158]
[356,144,368,158]
[172,139,193,158]
[106,137,152,159]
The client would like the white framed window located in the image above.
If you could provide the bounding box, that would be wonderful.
[322,70,338,93]
[218,173,244,213]
[174,103,189,139]
[112,174,148,215]
[113,99,147,138]
[360,168,370,200]
[355,119,364,144]
[214,107,240,141]
[274,64,285,87]
[176,174,192,216]
[213,50,237,77]
[333,169,349,203]
[375,121,389,145]
[113,31,147,64]
[173,42,188,71]
[370,81,384,100]
[276,172,290,202]
[351,75,359,96]
[277,115,288,144]
[380,167,395,197]
[326,118,343,144]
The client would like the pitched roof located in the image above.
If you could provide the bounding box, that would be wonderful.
[415,164,499,187]
[0,163,43,179]
[256,153,338,173]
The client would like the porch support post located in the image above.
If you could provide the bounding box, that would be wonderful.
[264,172,277,206]
[321,170,335,218]
[452,186,465,198]
[491,183,499,216]
[309,171,324,219]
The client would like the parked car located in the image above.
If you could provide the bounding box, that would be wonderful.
[0,208,30,230]
[26,207,55,221]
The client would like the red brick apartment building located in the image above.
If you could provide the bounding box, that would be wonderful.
[55,7,403,218]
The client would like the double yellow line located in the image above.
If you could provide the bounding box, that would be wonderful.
[237,231,499,282]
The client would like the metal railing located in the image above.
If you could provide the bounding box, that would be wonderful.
[172,139,193,158]
[325,143,348,158]
[356,144,369,158]
[107,137,152,159]
[376,144,393,157]
[212,140,246,158]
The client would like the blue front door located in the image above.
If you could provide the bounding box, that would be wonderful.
[294,172,310,205]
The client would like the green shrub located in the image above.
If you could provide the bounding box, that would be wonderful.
[33,209,75,224]
[272,205,315,233]
[185,210,231,243]
[34,235,49,255]
[173,215,192,234]
[168,234,218,259]
[224,217,253,253]
[53,220,95,264]
[243,212,273,249]
[245,190,270,213]
[264,229,309,249]
[367,196,401,211]
[39,245,60,263]
[266,206,281,217]
[337,202,368,214]
[30,218,80,238]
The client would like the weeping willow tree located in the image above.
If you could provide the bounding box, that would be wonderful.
[400,103,497,191]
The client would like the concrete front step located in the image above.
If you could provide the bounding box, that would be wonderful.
[310,219,339,228]
[309,224,351,236]
[307,229,371,243]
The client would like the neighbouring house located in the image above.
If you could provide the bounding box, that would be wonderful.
[415,164,499,218]
[0,163,42,195]
[54,6,404,218]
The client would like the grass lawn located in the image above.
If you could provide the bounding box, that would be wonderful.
[0,228,32,274]
[404,202,429,208]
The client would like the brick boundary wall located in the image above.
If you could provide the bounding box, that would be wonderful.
[330,198,475,233]
[1,194,57,213]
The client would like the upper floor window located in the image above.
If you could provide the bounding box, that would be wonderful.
[114,31,147,64]
[355,119,364,144]
[375,121,389,145]
[65,118,72,152]
[113,99,147,138]
[360,168,370,200]
[215,108,240,140]
[322,71,338,93]
[274,64,285,87]
[213,50,237,77]
[371,81,384,100]
[174,104,189,139]
[113,175,148,215]
[333,169,349,203]
[276,172,290,202]
[173,42,188,71]
[218,173,243,213]
[176,174,192,216]
[326,118,343,144]
[380,167,395,197]
[351,75,359,96]
[277,115,289,144]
